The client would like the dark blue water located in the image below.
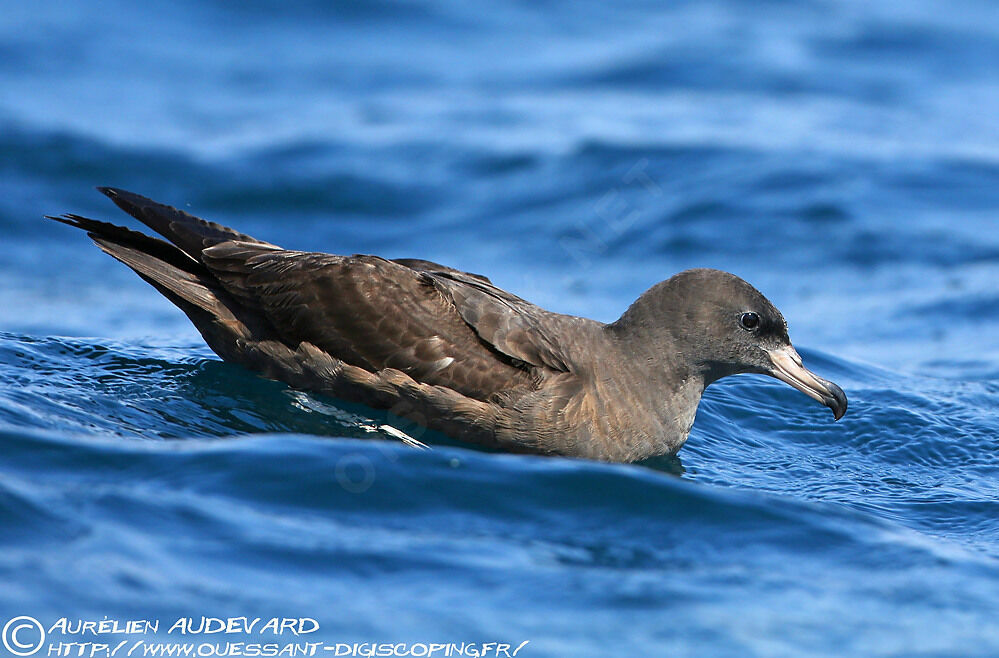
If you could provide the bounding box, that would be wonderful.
[3,1,999,655]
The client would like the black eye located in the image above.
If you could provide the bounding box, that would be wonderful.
[739,312,760,331]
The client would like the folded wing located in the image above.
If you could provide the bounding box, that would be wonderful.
[58,188,580,409]
[201,243,546,399]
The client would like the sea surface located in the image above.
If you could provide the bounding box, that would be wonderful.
[2,1,999,656]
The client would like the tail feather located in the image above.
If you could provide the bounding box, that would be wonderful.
[48,214,203,276]
[49,213,234,320]
[97,187,277,262]
[91,238,234,319]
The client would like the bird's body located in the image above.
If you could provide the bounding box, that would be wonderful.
[52,188,846,462]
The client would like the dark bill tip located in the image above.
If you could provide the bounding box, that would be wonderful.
[825,380,848,420]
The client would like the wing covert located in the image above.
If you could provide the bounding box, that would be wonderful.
[421,270,572,373]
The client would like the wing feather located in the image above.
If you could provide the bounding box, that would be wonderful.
[422,270,573,372]
[201,244,537,399]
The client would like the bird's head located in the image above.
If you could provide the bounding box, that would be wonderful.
[615,268,847,420]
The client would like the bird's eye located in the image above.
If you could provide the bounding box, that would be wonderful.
[739,312,760,331]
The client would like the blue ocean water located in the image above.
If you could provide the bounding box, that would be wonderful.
[2,0,999,655]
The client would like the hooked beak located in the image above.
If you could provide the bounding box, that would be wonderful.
[766,346,847,420]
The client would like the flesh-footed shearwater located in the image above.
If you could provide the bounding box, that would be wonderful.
[50,188,847,462]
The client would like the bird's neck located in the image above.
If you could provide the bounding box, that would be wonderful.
[601,322,710,457]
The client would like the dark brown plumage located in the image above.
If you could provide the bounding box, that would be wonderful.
[50,188,847,462]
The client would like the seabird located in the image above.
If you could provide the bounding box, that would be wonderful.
[51,188,847,462]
